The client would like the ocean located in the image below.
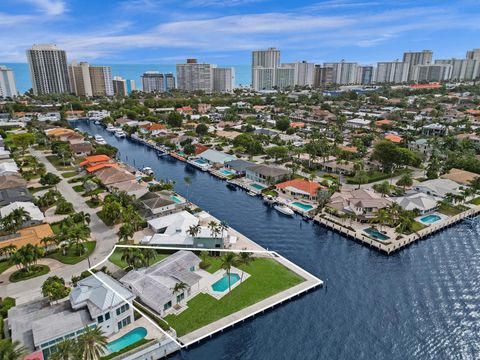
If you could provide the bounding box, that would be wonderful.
[3,63,252,94]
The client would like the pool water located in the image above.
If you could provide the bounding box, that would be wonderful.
[251,183,265,190]
[194,159,208,165]
[107,327,147,353]
[212,273,241,292]
[220,169,234,176]
[420,214,442,224]
[171,195,183,204]
[364,227,390,241]
[292,202,314,211]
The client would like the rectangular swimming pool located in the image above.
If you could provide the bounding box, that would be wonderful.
[211,273,241,292]
[292,202,314,211]
[170,195,184,204]
[251,183,265,190]
[107,327,147,353]
[194,159,208,165]
[219,169,234,176]
[364,227,390,241]
[419,214,442,224]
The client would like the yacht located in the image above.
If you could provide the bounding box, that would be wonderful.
[247,191,257,197]
[106,124,116,132]
[94,120,100,125]
[274,204,295,216]
[94,135,107,145]
[263,194,276,205]
[226,182,237,191]
[114,129,126,138]
[142,167,155,176]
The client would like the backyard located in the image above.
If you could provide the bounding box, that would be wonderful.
[164,258,305,337]
[108,248,169,269]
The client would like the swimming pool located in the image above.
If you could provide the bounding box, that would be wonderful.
[211,273,241,292]
[194,159,208,165]
[419,214,442,224]
[219,169,234,176]
[251,183,265,190]
[170,195,183,204]
[107,327,147,353]
[292,202,314,211]
[364,228,390,241]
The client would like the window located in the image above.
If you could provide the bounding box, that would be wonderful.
[116,304,130,316]
[97,315,104,323]
[190,266,195,272]
[105,312,110,320]
[163,301,172,311]
[176,293,185,303]
[117,316,131,330]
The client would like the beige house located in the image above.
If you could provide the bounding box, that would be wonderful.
[328,189,392,220]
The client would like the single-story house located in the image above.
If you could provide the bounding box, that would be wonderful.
[143,210,199,246]
[70,142,93,157]
[0,174,27,191]
[94,167,136,186]
[198,149,236,165]
[0,187,33,206]
[224,159,255,175]
[440,168,479,186]
[0,201,45,226]
[394,193,438,214]
[275,178,322,200]
[120,251,201,316]
[328,188,392,220]
[139,191,177,217]
[413,178,462,198]
[245,164,290,185]
[108,180,149,198]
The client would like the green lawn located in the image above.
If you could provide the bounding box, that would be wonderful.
[399,221,426,235]
[202,256,223,274]
[164,258,305,336]
[61,171,78,178]
[28,185,52,194]
[72,184,84,192]
[46,155,75,171]
[108,249,169,269]
[0,260,13,275]
[86,199,102,208]
[470,197,480,205]
[438,204,466,216]
[9,265,50,283]
[46,241,96,265]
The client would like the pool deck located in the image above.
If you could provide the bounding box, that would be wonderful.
[315,204,480,254]
[179,252,322,346]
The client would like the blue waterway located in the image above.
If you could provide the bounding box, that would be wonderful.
[3,63,251,94]
[74,121,480,360]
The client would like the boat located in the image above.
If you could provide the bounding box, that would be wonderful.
[263,194,276,205]
[274,204,295,216]
[226,182,237,190]
[94,135,107,145]
[94,120,100,125]
[114,129,126,138]
[106,124,116,132]
[142,166,155,176]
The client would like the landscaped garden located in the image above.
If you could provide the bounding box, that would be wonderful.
[108,247,168,269]
[164,257,305,337]
[46,241,96,264]
[9,264,50,283]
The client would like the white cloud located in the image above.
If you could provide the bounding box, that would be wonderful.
[24,0,66,16]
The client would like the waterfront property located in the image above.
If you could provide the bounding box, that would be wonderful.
[275,178,322,201]
[8,272,135,359]
[245,164,290,186]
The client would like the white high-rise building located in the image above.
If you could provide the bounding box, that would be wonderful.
[403,50,433,81]
[252,48,280,90]
[435,59,480,81]
[142,71,165,93]
[323,62,360,84]
[165,74,175,91]
[413,64,452,82]
[27,44,70,95]
[375,62,409,83]
[112,76,128,96]
[0,65,17,98]
[176,59,212,92]
[466,48,480,60]
[212,67,235,92]
[283,61,315,87]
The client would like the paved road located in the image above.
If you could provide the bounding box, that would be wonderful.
[0,150,118,303]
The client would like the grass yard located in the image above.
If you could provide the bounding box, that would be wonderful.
[399,221,426,235]
[470,197,480,205]
[9,265,50,283]
[46,155,75,171]
[201,256,223,274]
[108,248,169,269]
[61,171,78,178]
[27,185,52,194]
[86,199,102,208]
[72,184,85,192]
[46,241,96,265]
[164,258,305,336]
[438,204,467,216]
[0,260,12,275]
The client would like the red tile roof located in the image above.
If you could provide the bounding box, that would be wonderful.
[86,163,118,173]
[384,134,402,143]
[275,178,321,197]
[80,155,111,166]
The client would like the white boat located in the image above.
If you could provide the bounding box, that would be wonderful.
[94,120,100,125]
[142,166,155,176]
[114,129,126,138]
[263,194,276,205]
[248,191,257,197]
[106,124,116,132]
[94,135,107,145]
[274,204,294,216]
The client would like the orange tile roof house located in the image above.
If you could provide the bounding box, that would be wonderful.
[375,119,392,127]
[86,163,118,173]
[290,122,305,128]
[0,223,54,249]
[80,155,112,167]
[275,178,322,200]
[384,134,402,143]
[94,167,136,186]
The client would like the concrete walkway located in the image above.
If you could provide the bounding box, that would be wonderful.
[0,149,119,303]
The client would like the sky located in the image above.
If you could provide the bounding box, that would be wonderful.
[1,0,480,65]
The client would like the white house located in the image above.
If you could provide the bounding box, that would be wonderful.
[142,210,199,246]
[394,193,439,214]
[413,178,462,198]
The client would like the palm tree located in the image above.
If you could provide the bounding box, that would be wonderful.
[50,339,78,360]
[372,209,389,231]
[208,221,219,237]
[220,252,238,292]
[66,224,90,255]
[141,248,157,266]
[118,223,135,243]
[9,207,32,230]
[41,235,57,251]
[0,244,16,259]
[121,248,136,269]
[0,339,28,360]
[172,281,188,303]
[237,251,254,282]
[219,220,228,237]
[76,326,107,360]
[11,244,44,272]
[187,224,201,237]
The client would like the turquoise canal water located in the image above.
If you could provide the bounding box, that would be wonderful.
[74,121,480,360]
[107,327,147,353]
[212,273,241,292]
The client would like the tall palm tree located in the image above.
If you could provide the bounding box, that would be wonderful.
[0,339,28,360]
[220,253,238,292]
[219,220,228,237]
[11,244,44,272]
[141,248,157,266]
[121,248,136,269]
[237,251,254,282]
[187,224,201,237]
[66,224,90,255]
[9,207,32,230]
[118,223,135,243]
[49,339,78,360]
[77,326,107,360]
[172,281,188,303]
[208,221,219,237]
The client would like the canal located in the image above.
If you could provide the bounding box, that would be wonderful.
[74,121,480,360]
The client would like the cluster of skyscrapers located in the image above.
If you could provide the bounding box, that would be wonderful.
[141,72,175,93]
[252,48,480,90]
[175,59,235,92]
